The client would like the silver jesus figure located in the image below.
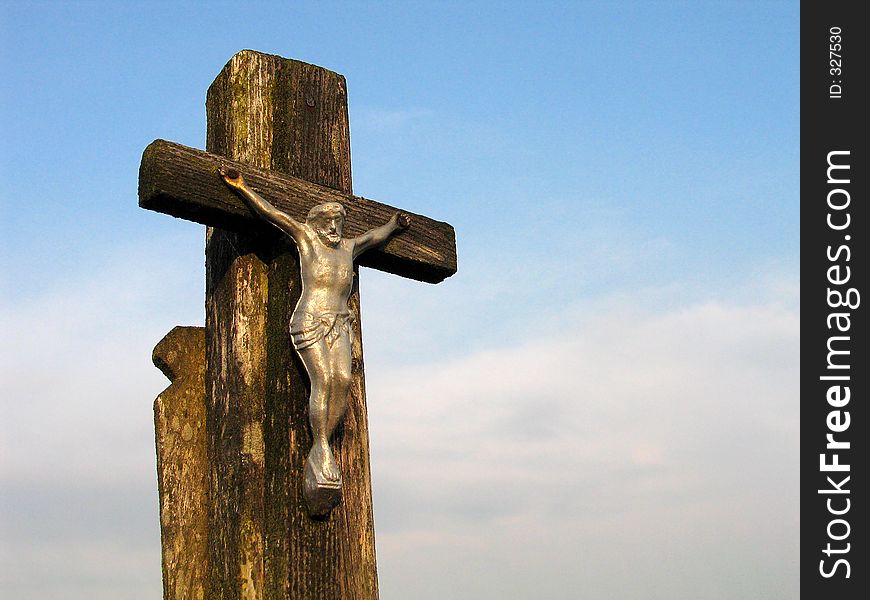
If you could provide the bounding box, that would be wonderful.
[220,167,409,516]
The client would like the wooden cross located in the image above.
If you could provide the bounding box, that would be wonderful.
[143,51,456,600]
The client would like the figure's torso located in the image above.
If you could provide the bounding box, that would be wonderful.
[296,234,355,317]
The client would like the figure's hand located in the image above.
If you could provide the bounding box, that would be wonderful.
[395,212,411,230]
[219,166,246,189]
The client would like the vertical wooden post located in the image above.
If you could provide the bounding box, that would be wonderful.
[204,50,379,599]
[153,326,209,600]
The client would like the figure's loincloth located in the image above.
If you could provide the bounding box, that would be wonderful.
[290,310,356,351]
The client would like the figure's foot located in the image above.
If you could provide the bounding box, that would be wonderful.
[321,448,341,483]
[304,445,342,518]
[308,442,342,483]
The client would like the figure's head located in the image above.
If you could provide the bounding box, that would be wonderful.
[307,202,346,247]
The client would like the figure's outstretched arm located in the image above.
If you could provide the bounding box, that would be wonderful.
[220,168,306,243]
[352,212,410,258]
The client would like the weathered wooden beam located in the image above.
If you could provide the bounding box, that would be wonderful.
[139,138,457,284]
[152,326,208,600]
[203,49,380,600]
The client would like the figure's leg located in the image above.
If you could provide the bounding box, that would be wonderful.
[325,331,353,437]
[297,342,341,483]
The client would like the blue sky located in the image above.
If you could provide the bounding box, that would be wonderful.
[1,2,798,598]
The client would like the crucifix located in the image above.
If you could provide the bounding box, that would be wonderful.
[142,51,456,600]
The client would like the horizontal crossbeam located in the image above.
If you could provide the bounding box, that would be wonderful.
[139,139,457,283]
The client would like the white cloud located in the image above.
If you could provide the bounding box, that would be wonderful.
[1,240,798,599]
[0,233,203,485]
[1,234,198,599]
[366,287,799,599]
[1,538,160,600]
[353,107,436,132]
